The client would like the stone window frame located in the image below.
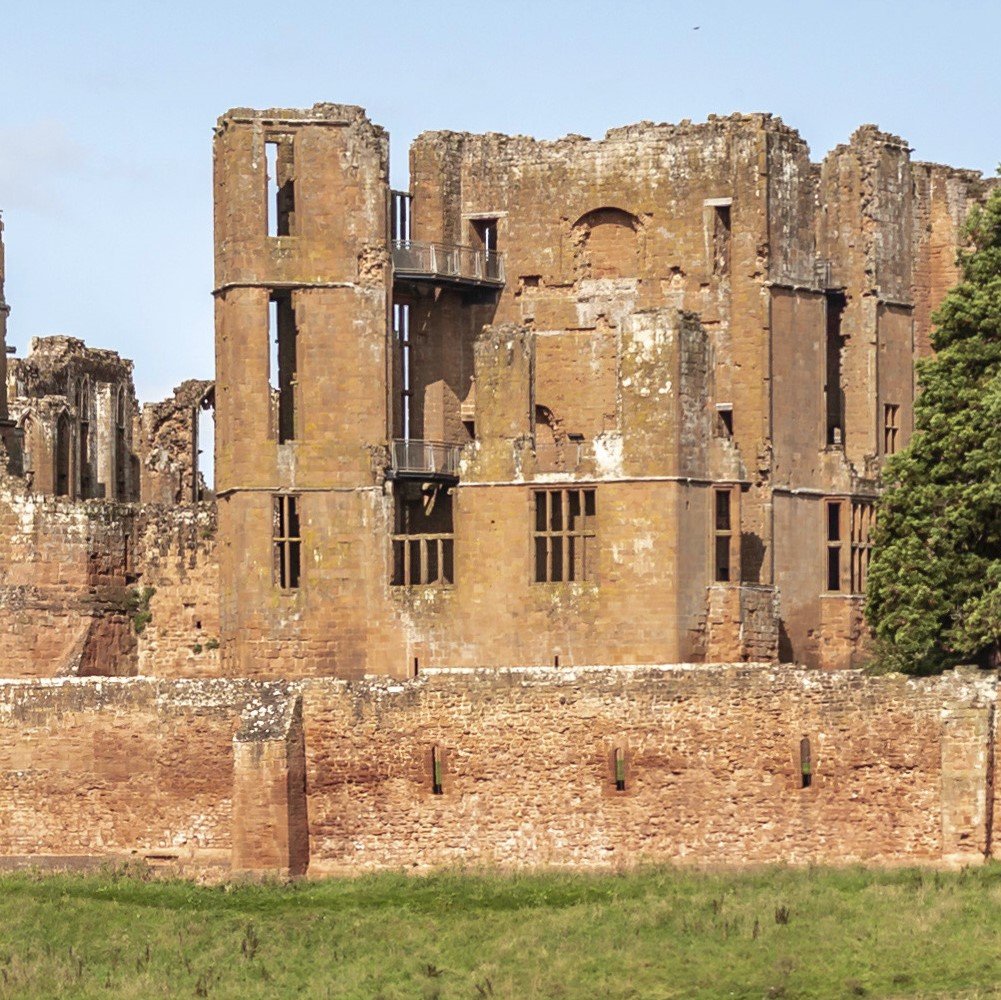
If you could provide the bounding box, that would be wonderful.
[272,493,302,591]
[532,486,598,584]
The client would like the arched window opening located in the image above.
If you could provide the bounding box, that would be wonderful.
[194,388,215,501]
[19,415,33,481]
[55,412,72,497]
[115,387,128,500]
[572,207,641,279]
[77,378,91,497]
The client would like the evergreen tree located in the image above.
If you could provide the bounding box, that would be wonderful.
[866,182,1001,673]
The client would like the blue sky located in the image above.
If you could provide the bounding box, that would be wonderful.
[1,0,998,401]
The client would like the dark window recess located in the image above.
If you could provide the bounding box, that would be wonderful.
[533,488,598,583]
[115,388,127,500]
[55,413,71,497]
[713,488,733,583]
[826,500,843,592]
[471,218,501,280]
[800,738,813,789]
[883,403,900,456]
[716,405,733,438]
[392,482,454,587]
[269,291,298,443]
[430,746,444,795]
[711,205,731,276]
[265,138,295,237]
[825,291,847,445]
[614,748,627,792]
[273,494,302,589]
[76,381,90,497]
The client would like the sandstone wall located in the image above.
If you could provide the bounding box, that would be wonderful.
[0,677,260,867]
[0,665,995,874]
[0,474,219,679]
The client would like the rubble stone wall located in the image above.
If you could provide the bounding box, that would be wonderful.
[0,665,995,874]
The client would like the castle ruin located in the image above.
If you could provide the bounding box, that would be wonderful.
[0,106,996,875]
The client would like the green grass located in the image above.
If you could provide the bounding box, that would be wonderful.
[0,864,1000,998]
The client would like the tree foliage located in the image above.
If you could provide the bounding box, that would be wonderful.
[866,181,1001,673]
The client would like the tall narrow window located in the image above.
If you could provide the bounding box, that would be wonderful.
[883,403,899,456]
[393,301,412,440]
[391,191,412,242]
[850,501,875,594]
[392,483,454,587]
[826,500,843,592]
[471,218,501,281]
[613,748,627,792]
[711,204,731,276]
[55,412,72,497]
[430,746,444,795]
[273,494,301,589]
[265,137,295,237]
[825,292,847,445]
[800,738,813,789]
[115,387,127,500]
[713,487,734,583]
[533,488,598,583]
[76,379,90,497]
[269,291,298,443]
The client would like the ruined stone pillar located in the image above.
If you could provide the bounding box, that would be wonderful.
[232,693,309,875]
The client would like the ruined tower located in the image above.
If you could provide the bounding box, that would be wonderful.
[213,105,392,675]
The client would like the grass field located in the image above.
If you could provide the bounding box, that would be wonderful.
[0,864,1000,999]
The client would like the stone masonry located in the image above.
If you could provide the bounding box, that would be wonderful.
[0,107,996,877]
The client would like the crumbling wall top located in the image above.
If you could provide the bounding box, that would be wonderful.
[413,112,809,163]
[216,103,386,140]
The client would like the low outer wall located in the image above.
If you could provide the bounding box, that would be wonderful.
[0,665,996,873]
[0,678,265,866]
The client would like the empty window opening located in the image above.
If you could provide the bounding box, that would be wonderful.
[413,657,420,677]
[265,138,295,238]
[614,748,627,792]
[850,500,875,595]
[194,390,215,500]
[533,488,598,583]
[711,204,731,276]
[392,482,454,587]
[115,387,127,500]
[430,746,444,795]
[471,218,501,281]
[800,738,813,788]
[269,291,298,443]
[825,292,847,446]
[713,487,734,583]
[273,494,301,589]
[55,412,72,497]
[716,404,733,439]
[554,654,560,667]
[826,500,843,592]
[391,191,412,242]
[76,380,91,497]
[394,301,412,440]
[20,416,33,479]
[883,403,900,456]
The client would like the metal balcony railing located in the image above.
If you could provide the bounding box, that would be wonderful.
[391,240,505,287]
[390,439,463,479]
